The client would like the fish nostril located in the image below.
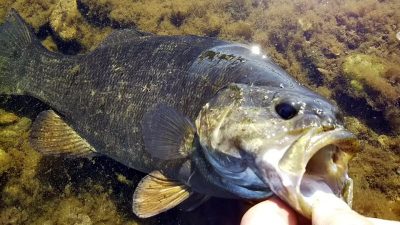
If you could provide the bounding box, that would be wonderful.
[322,121,335,131]
[332,152,339,164]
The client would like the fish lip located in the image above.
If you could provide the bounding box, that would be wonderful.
[257,127,360,218]
[296,128,359,216]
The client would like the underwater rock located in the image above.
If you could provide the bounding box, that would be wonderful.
[0,148,11,173]
[0,109,143,224]
[342,54,400,133]
[49,0,112,50]
[0,111,18,125]
[50,0,82,41]
[41,36,58,52]
[34,193,137,225]
[342,54,399,103]
[6,0,55,31]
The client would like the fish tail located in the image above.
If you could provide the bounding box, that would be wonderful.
[0,9,39,95]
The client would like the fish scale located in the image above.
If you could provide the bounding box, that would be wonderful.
[0,10,359,219]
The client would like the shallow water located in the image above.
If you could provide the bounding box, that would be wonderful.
[0,0,399,224]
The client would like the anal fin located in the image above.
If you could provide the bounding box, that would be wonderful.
[132,170,191,218]
[30,110,96,157]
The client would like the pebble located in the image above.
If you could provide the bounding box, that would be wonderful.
[397,31,400,41]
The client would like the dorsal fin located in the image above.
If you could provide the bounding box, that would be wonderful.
[30,110,96,157]
[142,105,195,160]
[132,170,191,218]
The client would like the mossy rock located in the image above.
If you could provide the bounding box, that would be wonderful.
[0,111,18,125]
[0,148,11,174]
[342,54,400,102]
[343,54,387,79]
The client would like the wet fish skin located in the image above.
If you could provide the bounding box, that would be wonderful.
[0,10,281,192]
[1,14,303,175]
[0,10,357,218]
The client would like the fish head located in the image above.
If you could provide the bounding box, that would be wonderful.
[195,83,360,218]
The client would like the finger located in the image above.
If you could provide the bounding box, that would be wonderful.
[312,194,373,225]
[368,218,400,225]
[313,206,373,225]
[241,197,298,225]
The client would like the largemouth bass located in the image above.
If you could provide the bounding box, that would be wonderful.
[0,10,359,218]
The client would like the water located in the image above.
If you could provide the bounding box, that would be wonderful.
[0,0,399,224]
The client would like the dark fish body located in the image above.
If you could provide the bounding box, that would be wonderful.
[1,11,358,218]
[2,15,301,175]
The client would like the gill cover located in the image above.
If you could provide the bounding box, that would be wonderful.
[195,83,275,195]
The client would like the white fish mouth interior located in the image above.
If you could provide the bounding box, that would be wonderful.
[299,144,348,206]
[260,128,358,218]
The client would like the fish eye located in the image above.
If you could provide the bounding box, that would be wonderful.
[275,102,298,120]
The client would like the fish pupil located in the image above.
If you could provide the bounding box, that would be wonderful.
[275,102,298,120]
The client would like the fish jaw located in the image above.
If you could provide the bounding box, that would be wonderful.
[256,127,359,218]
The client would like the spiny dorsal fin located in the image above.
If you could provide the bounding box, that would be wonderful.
[142,105,195,160]
[30,110,96,157]
[132,170,191,218]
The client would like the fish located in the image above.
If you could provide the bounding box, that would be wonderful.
[0,10,360,219]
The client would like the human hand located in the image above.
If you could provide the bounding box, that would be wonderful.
[241,196,400,225]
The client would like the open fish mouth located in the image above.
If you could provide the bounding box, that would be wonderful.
[258,127,360,218]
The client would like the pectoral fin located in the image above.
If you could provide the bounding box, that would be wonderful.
[30,110,96,157]
[142,104,195,160]
[132,170,191,218]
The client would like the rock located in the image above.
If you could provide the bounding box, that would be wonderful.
[0,112,18,125]
[0,148,11,174]
[342,54,399,102]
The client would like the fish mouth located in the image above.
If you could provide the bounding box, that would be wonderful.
[258,127,360,218]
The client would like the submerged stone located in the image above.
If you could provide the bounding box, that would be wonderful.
[343,54,386,81]
[342,54,400,101]
[0,111,19,125]
[0,148,11,174]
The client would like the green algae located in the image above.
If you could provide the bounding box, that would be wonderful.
[342,53,400,133]
[0,111,18,125]
[342,54,399,101]
[350,80,364,92]
[0,148,11,173]
[343,54,387,79]
[0,0,399,223]
[0,110,145,224]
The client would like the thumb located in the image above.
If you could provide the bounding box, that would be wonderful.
[312,194,372,225]
[241,197,298,225]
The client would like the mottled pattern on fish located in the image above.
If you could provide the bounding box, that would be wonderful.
[1,11,358,218]
[11,30,306,176]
